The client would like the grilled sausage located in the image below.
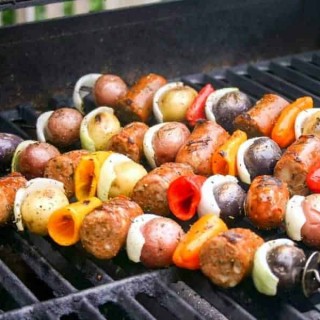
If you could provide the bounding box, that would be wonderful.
[106,122,149,163]
[0,172,27,224]
[44,149,89,198]
[199,228,264,288]
[274,135,320,196]
[233,94,289,138]
[175,120,229,176]
[80,196,143,259]
[115,73,167,124]
[131,162,194,216]
[245,175,289,229]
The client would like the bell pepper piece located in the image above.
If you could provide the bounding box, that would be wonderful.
[74,151,112,201]
[212,129,247,176]
[172,214,227,270]
[48,196,102,246]
[186,84,214,127]
[168,175,206,221]
[307,163,320,193]
[271,96,313,148]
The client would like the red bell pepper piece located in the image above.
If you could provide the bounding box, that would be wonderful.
[186,83,214,127]
[167,175,206,221]
[307,163,320,193]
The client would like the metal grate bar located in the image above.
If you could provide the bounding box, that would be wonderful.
[0,259,38,307]
[225,69,271,98]
[291,57,320,81]
[204,74,231,89]
[247,65,320,106]
[269,61,320,95]
[312,53,320,67]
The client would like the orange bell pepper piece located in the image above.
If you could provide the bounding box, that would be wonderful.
[48,197,102,246]
[271,96,313,148]
[212,129,247,176]
[74,151,112,200]
[173,214,227,270]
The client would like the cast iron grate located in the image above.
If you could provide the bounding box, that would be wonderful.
[1,51,320,319]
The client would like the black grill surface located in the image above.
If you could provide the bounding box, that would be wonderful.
[1,51,320,320]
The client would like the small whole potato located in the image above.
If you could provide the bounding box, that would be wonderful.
[94,74,128,107]
[126,214,185,268]
[159,86,197,122]
[21,188,69,236]
[18,142,61,179]
[152,122,190,166]
[46,108,83,147]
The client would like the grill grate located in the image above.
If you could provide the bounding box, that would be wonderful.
[1,50,320,319]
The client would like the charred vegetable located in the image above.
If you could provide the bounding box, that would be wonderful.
[153,82,198,123]
[237,137,282,184]
[253,239,306,296]
[93,74,128,107]
[197,175,246,226]
[205,88,251,132]
[37,108,83,148]
[0,133,24,171]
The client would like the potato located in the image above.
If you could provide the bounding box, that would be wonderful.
[126,214,184,268]
[21,188,69,235]
[46,108,83,147]
[94,74,128,107]
[18,142,61,179]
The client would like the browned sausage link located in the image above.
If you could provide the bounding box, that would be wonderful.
[115,73,167,124]
[131,162,194,216]
[199,228,264,288]
[44,149,89,199]
[0,172,27,224]
[80,196,143,259]
[175,120,229,176]
[274,134,320,196]
[245,175,289,230]
[233,94,289,137]
[106,122,149,163]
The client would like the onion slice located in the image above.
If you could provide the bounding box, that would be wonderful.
[73,73,102,113]
[197,174,238,217]
[252,238,294,296]
[153,82,184,123]
[36,111,54,143]
[294,108,319,139]
[126,214,158,263]
[285,195,306,241]
[204,87,239,122]
[11,140,37,173]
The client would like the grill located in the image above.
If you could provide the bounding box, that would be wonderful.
[1,0,320,319]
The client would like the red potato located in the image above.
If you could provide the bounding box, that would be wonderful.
[126,214,185,268]
[115,73,167,124]
[80,196,143,259]
[94,74,128,107]
[175,120,229,176]
[245,175,290,229]
[106,122,149,163]
[18,142,61,179]
[131,162,194,216]
[46,108,83,147]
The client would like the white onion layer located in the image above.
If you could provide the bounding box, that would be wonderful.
[294,108,318,139]
[36,111,54,142]
[73,73,102,113]
[197,174,238,217]
[285,195,306,241]
[126,214,158,263]
[143,123,166,169]
[253,238,294,296]
[153,82,184,123]
[204,87,238,122]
